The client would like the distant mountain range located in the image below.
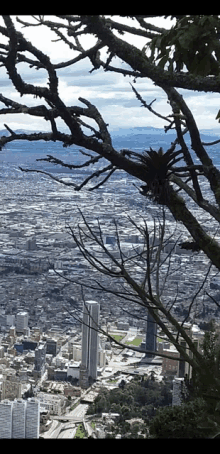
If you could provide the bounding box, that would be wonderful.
[0,129,47,137]
[111,125,220,137]
[0,126,220,151]
[110,126,220,150]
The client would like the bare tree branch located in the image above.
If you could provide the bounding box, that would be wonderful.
[36,153,102,170]
[130,82,173,124]
[61,211,211,373]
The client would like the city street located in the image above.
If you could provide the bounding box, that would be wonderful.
[57,426,77,439]
[67,403,89,419]
[41,420,61,439]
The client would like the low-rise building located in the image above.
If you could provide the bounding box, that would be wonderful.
[159,344,180,377]
[63,386,81,397]
[72,344,81,361]
[46,338,57,356]
[36,391,66,415]
[1,373,22,400]
[67,361,80,379]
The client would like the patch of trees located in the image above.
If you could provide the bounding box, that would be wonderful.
[148,398,210,438]
[199,319,217,331]
[87,373,173,430]
[87,323,220,438]
[148,322,220,438]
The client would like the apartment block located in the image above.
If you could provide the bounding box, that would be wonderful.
[1,375,22,400]
[25,398,40,439]
[0,400,12,438]
[12,398,26,438]
[0,398,39,439]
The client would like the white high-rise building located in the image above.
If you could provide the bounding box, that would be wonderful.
[0,398,39,438]
[25,398,40,439]
[12,398,26,439]
[0,400,12,439]
[81,301,100,381]
[16,311,28,333]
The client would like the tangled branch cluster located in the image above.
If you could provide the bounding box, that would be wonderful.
[137,147,183,204]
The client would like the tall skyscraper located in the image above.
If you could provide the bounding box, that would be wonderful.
[81,300,100,381]
[145,310,157,357]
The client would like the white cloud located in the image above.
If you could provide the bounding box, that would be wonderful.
[0,16,219,131]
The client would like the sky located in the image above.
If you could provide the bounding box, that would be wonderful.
[0,15,220,134]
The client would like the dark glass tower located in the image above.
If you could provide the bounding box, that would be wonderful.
[145,310,157,357]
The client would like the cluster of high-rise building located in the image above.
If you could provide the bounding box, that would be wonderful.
[0,300,103,436]
[0,397,39,438]
[0,292,208,436]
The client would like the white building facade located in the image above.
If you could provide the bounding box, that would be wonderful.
[12,398,26,439]
[0,398,39,439]
[37,392,66,415]
[0,400,12,439]
[25,398,40,439]
[16,311,29,333]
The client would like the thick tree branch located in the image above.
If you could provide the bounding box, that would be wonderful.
[104,17,159,39]
[81,15,220,93]
[165,184,220,270]
[2,16,84,141]
[170,174,220,223]
[163,85,220,206]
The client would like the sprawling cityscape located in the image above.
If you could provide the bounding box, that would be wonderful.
[0,132,220,438]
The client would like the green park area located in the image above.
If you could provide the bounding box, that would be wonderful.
[111,334,125,342]
[125,337,142,347]
[74,423,87,439]
[110,334,143,347]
